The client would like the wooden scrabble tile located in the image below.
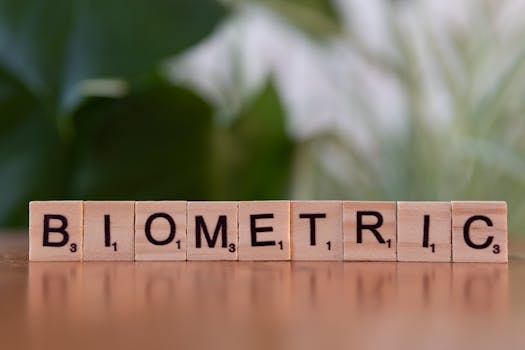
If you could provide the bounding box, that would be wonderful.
[397,201,451,262]
[135,201,187,261]
[343,201,396,261]
[29,201,83,261]
[83,201,135,261]
[187,201,238,260]
[238,201,290,260]
[452,201,507,263]
[291,201,343,260]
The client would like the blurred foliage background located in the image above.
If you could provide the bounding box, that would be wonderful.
[1,0,524,234]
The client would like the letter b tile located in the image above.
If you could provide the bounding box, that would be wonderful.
[238,201,290,260]
[29,201,83,261]
[452,201,507,263]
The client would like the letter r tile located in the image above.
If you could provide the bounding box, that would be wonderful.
[29,201,83,261]
[343,201,397,261]
[238,201,290,261]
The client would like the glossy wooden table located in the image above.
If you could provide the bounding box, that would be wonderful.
[1,232,525,350]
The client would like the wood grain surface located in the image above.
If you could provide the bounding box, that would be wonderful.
[2,232,525,350]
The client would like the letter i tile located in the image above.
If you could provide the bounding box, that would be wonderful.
[83,201,135,261]
[397,202,451,262]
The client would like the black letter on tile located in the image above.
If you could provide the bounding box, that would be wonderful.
[464,215,493,249]
[104,214,111,247]
[195,215,228,248]
[299,213,326,246]
[145,213,176,246]
[422,215,430,248]
[43,214,69,247]
[356,211,385,244]
[250,214,276,247]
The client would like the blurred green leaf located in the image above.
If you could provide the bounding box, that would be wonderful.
[0,70,71,226]
[71,79,215,200]
[253,0,341,37]
[0,0,227,227]
[52,80,295,203]
[211,82,295,199]
[0,0,226,115]
[0,75,296,227]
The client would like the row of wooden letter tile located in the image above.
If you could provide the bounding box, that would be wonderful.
[29,200,508,262]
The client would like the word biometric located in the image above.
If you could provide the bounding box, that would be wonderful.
[28,201,508,262]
